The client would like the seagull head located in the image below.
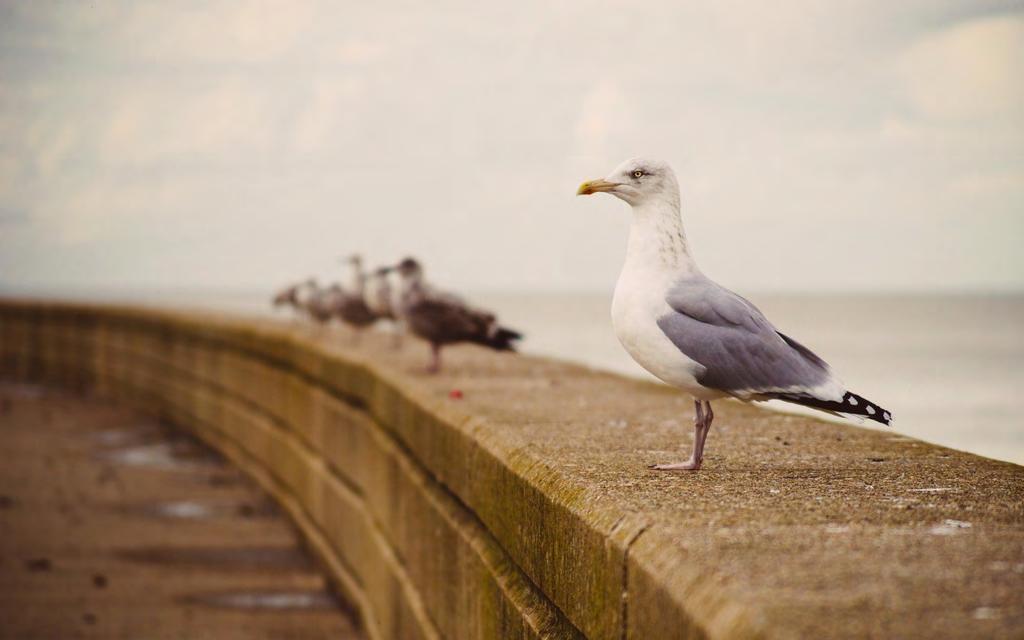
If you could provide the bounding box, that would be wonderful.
[576,158,678,208]
[394,257,423,280]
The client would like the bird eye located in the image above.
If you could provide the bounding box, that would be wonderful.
[632,170,644,178]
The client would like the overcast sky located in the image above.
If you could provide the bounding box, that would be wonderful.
[1,1,1021,295]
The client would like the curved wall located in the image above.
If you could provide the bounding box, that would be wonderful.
[0,303,602,639]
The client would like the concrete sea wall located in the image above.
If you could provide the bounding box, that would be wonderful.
[1,301,1022,639]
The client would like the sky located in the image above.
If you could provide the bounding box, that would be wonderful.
[0,1,1022,295]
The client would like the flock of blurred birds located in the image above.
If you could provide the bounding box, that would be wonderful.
[271,256,522,373]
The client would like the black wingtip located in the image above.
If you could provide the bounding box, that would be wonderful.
[770,391,892,426]
[841,391,893,426]
[485,327,522,352]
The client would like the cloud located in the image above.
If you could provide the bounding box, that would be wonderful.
[573,80,633,161]
[117,1,317,64]
[897,14,1024,121]
[96,80,275,167]
[331,39,388,64]
[0,2,1022,293]
[290,77,368,154]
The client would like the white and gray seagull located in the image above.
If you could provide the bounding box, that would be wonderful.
[577,157,891,471]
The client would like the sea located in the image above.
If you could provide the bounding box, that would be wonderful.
[6,288,1023,466]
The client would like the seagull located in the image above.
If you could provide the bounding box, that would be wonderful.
[335,255,378,337]
[393,257,522,373]
[577,157,891,471]
[366,265,403,347]
[299,279,338,326]
[365,266,396,321]
[275,278,319,323]
[271,281,302,310]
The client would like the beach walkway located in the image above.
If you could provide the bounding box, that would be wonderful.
[0,382,363,639]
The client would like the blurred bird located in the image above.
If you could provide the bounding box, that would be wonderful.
[334,255,378,338]
[283,278,321,325]
[577,157,891,471]
[366,265,403,347]
[365,266,396,321]
[300,280,339,327]
[271,281,303,310]
[393,257,522,373]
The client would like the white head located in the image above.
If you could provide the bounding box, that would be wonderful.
[576,157,679,209]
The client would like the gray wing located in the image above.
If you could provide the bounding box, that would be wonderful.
[658,274,834,398]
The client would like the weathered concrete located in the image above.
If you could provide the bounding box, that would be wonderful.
[0,382,361,639]
[1,300,1022,639]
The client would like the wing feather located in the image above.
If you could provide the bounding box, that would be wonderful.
[658,275,837,399]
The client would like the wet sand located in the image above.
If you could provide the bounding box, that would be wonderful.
[0,382,362,640]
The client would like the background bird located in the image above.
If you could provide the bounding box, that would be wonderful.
[300,280,340,327]
[334,255,378,338]
[393,257,521,373]
[365,267,395,321]
[271,281,303,310]
[577,157,891,471]
[366,265,403,347]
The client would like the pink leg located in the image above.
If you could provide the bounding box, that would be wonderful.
[692,401,713,462]
[650,400,714,471]
[425,344,442,374]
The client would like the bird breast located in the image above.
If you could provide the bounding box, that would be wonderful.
[612,259,710,396]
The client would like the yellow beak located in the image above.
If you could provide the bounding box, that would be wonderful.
[576,178,618,196]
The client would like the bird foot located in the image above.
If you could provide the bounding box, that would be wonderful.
[648,459,701,471]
